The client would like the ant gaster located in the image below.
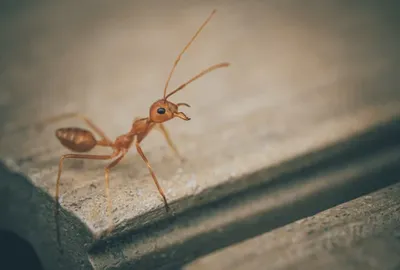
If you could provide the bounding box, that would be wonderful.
[50,9,230,243]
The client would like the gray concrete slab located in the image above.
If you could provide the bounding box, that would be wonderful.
[1,1,400,269]
[185,183,400,270]
[87,121,400,269]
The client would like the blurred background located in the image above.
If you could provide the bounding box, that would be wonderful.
[1,0,399,137]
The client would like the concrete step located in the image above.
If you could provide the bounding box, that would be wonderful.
[185,182,400,270]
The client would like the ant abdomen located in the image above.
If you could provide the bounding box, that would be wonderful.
[55,127,97,152]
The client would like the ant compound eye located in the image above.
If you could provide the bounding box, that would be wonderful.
[157,107,166,114]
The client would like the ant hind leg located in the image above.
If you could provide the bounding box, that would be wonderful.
[103,152,127,235]
[55,152,119,248]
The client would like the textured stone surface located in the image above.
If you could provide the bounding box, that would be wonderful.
[0,1,399,269]
[88,125,400,269]
[185,183,400,270]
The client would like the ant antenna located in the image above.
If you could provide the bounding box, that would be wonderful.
[163,9,217,99]
[165,62,230,99]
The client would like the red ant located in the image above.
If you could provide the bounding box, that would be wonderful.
[50,9,230,242]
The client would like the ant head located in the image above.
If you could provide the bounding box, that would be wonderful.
[149,99,191,123]
[149,9,229,124]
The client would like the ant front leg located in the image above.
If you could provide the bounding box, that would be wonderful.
[135,141,170,212]
[154,123,185,163]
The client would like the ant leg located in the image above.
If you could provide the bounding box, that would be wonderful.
[135,142,170,212]
[55,152,119,248]
[39,112,113,145]
[154,123,185,162]
[104,151,127,234]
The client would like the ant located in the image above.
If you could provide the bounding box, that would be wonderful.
[50,9,230,243]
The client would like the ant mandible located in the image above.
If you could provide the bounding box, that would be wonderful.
[51,9,230,238]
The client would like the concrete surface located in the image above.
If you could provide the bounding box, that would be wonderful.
[185,182,400,270]
[0,1,400,269]
[87,120,400,269]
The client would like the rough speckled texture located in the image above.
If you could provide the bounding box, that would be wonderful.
[185,183,400,270]
[1,1,400,269]
[87,131,400,269]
